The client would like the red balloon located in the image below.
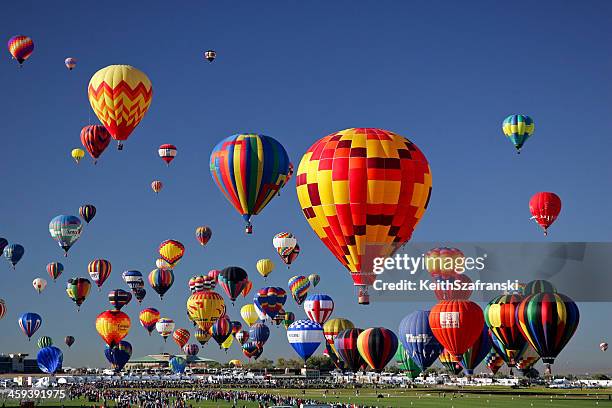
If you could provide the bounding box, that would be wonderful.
[429,300,484,359]
[529,192,561,235]
[434,273,473,301]
[80,125,111,163]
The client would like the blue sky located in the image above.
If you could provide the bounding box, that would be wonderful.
[1,0,611,373]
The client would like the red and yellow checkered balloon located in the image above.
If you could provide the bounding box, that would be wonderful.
[296,128,432,287]
[88,65,152,147]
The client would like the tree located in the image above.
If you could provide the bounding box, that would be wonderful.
[276,358,302,370]
[306,356,335,371]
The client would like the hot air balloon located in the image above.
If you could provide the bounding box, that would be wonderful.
[0,299,6,321]
[281,244,300,266]
[433,273,473,301]
[96,310,130,347]
[304,294,334,324]
[19,312,42,340]
[242,280,253,298]
[308,274,320,288]
[148,268,174,299]
[186,291,226,331]
[323,318,354,358]
[37,346,63,374]
[8,35,34,65]
[523,279,556,296]
[236,330,249,345]
[65,57,77,70]
[156,318,175,341]
[139,308,160,335]
[210,134,290,234]
[46,262,64,281]
[459,325,491,375]
[502,114,534,153]
[169,356,187,375]
[134,288,146,304]
[600,342,609,352]
[229,359,242,367]
[273,232,298,266]
[66,278,92,310]
[287,320,324,364]
[204,50,216,62]
[221,334,234,352]
[3,244,24,268]
[158,240,184,269]
[517,292,579,370]
[37,336,53,349]
[108,289,132,311]
[231,320,243,335]
[105,341,132,372]
[158,144,177,165]
[122,270,144,291]
[71,148,85,164]
[208,269,220,282]
[151,180,163,193]
[485,348,505,375]
[254,301,269,322]
[80,125,111,163]
[211,316,232,347]
[256,259,274,279]
[296,128,431,305]
[195,328,212,346]
[183,343,199,356]
[254,287,287,319]
[334,328,365,373]
[219,266,249,303]
[484,293,527,366]
[529,192,562,235]
[395,344,422,380]
[242,341,263,360]
[156,258,171,270]
[49,215,82,256]
[172,328,190,349]
[88,259,111,289]
[249,322,270,349]
[515,344,540,374]
[429,300,484,360]
[240,304,258,327]
[195,226,212,247]
[425,248,465,279]
[79,205,96,224]
[32,278,47,294]
[283,311,296,329]
[288,275,310,305]
[398,311,444,371]
[64,336,75,348]
[357,327,398,373]
[88,65,153,150]
[438,350,463,375]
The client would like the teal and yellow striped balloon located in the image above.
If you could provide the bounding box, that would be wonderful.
[502,114,534,153]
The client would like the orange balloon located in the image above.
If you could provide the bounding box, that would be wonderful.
[96,310,131,347]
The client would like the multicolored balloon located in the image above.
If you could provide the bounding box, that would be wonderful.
[8,35,34,65]
[529,192,562,235]
[158,240,185,269]
[88,65,153,150]
[204,50,216,62]
[211,316,232,347]
[236,330,249,345]
[186,291,226,331]
[4,244,25,268]
[295,128,431,304]
[139,308,160,335]
[249,322,270,348]
[32,278,47,294]
[158,144,177,165]
[502,114,534,153]
[242,341,263,360]
[485,348,505,375]
[357,327,398,373]
[323,318,354,358]
[304,293,334,324]
[283,311,296,329]
[108,289,132,311]
[287,319,324,363]
[148,268,174,299]
[273,232,298,266]
[219,266,249,303]
[88,259,112,289]
[173,328,191,349]
[334,328,365,373]
[49,215,82,256]
[122,270,144,291]
[66,278,92,310]
[79,204,96,224]
[195,226,212,247]
[288,275,310,305]
[151,180,163,193]
[308,274,320,287]
[195,328,212,346]
[105,341,132,372]
[183,343,199,356]
[65,57,77,70]
[80,125,111,163]
[95,310,130,347]
[459,325,491,375]
[155,317,175,341]
[485,293,527,365]
[210,134,290,234]
[254,287,287,319]
[439,349,463,375]
[46,262,64,281]
[19,312,42,340]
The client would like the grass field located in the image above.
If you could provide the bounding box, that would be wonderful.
[1,387,612,407]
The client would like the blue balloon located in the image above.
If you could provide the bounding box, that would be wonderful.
[18,312,42,340]
[169,356,187,374]
[37,346,63,374]
[398,310,443,371]
[3,244,24,268]
[286,319,324,362]
[104,341,132,372]
[249,322,270,347]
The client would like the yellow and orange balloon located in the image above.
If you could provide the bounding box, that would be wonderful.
[186,291,226,331]
[96,310,131,347]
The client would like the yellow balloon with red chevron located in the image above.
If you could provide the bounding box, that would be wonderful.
[87,65,153,149]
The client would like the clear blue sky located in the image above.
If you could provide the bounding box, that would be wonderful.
[1,0,611,374]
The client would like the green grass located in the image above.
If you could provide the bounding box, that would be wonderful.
[1,387,612,407]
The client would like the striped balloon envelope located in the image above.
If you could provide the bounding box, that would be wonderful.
[80,125,111,163]
[8,35,34,65]
[485,348,505,375]
[158,240,184,268]
[88,260,112,289]
[502,114,534,153]
[334,328,364,373]
[172,328,190,349]
[356,327,398,373]
[158,144,177,165]
[254,287,287,319]
[484,293,527,365]
[287,319,324,362]
[304,293,334,324]
[139,308,160,335]
[459,325,491,375]
[108,289,131,311]
[19,312,42,340]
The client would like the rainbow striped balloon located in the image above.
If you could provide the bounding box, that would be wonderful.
[8,35,34,65]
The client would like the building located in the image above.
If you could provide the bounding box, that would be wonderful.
[125,353,217,370]
[0,354,42,374]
